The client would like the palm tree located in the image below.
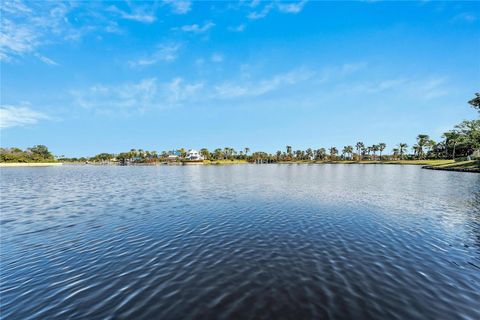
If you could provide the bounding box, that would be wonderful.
[276,150,282,160]
[392,148,399,160]
[286,146,292,158]
[315,148,326,160]
[200,148,210,160]
[306,148,313,160]
[345,145,354,159]
[329,147,338,160]
[398,143,408,159]
[355,142,364,160]
[412,144,423,159]
[378,143,386,160]
[244,147,250,157]
[213,148,223,160]
[443,131,461,159]
[416,134,430,159]
[371,145,379,160]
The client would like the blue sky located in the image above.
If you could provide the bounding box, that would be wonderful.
[1,0,479,157]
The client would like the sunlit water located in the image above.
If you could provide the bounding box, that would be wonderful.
[1,165,479,319]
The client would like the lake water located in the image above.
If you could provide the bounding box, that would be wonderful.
[1,165,479,319]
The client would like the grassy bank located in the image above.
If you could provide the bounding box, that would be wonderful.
[203,159,249,165]
[422,160,480,173]
[278,159,455,166]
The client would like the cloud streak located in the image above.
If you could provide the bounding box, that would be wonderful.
[214,68,314,99]
[107,5,156,23]
[0,105,50,129]
[176,21,215,33]
[247,1,308,20]
[164,0,192,14]
[129,43,181,67]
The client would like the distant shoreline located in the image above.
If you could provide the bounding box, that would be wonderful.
[0,163,63,167]
[1,160,477,173]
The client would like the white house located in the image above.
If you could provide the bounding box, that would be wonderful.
[186,149,204,161]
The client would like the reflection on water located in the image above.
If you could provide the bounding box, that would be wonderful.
[1,165,479,319]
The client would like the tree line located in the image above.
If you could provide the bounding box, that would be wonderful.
[2,94,478,164]
[0,145,55,163]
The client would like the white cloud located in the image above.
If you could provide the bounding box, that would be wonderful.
[72,78,158,113]
[164,0,192,14]
[349,76,449,100]
[0,17,39,61]
[228,24,246,32]
[108,5,156,23]
[34,53,58,66]
[247,1,307,20]
[129,43,181,67]
[166,78,204,104]
[0,105,49,129]
[214,68,314,99]
[0,1,112,63]
[71,77,205,114]
[452,12,477,23]
[176,21,215,33]
[247,3,274,20]
[249,0,261,8]
[211,53,223,63]
[277,0,308,14]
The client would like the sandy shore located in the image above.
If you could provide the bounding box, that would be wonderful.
[0,163,63,167]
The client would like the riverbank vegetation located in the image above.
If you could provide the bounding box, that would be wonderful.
[0,145,56,163]
[3,94,479,171]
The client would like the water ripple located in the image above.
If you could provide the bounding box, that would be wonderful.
[1,165,479,319]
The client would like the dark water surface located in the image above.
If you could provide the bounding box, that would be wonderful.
[1,165,479,319]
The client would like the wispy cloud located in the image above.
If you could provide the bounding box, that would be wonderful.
[166,78,204,104]
[129,43,181,67]
[349,76,449,100]
[72,78,158,114]
[0,105,50,129]
[452,12,477,23]
[70,77,204,114]
[248,3,274,20]
[0,18,38,61]
[164,0,192,14]
[34,53,58,66]
[247,1,307,20]
[211,53,224,63]
[175,21,215,33]
[277,0,308,14]
[228,24,246,32]
[0,1,114,63]
[214,68,314,99]
[108,5,156,23]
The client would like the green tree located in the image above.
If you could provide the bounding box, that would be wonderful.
[468,92,480,113]
[371,145,379,160]
[306,148,313,160]
[355,142,364,160]
[29,145,54,160]
[398,143,408,159]
[378,143,386,160]
[329,147,338,160]
[200,148,210,160]
[416,134,430,159]
[286,146,292,158]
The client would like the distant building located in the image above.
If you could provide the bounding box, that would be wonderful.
[185,149,204,161]
[167,154,179,161]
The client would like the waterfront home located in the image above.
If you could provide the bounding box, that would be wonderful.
[167,154,179,161]
[186,149,204,161]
